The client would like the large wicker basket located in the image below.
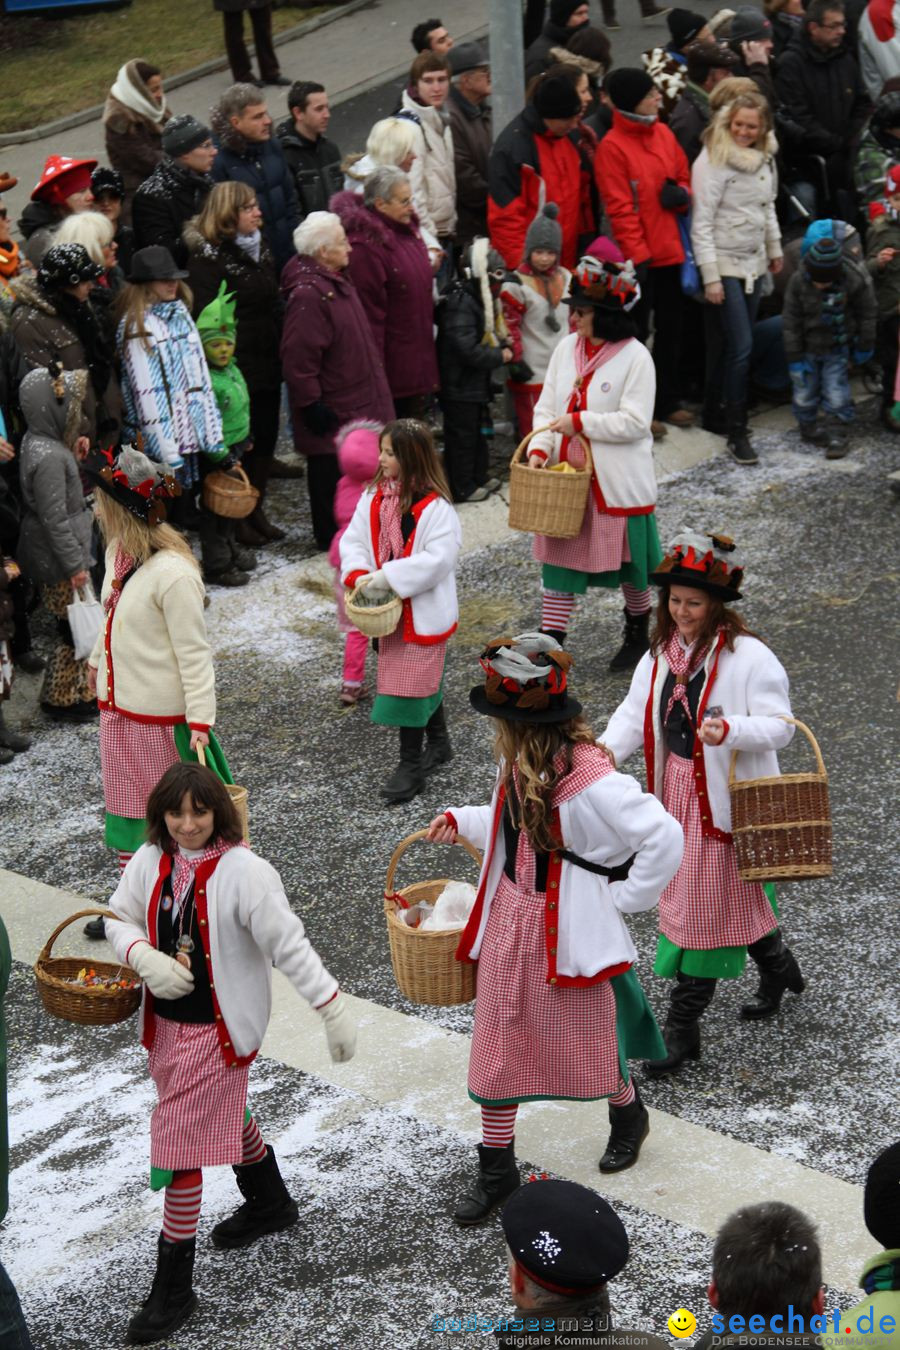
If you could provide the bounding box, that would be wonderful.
[729,718,832,883]
[345,584,402,639]
[201,465,260,519]
[383,829,482,1006]
[34,909,142,1025]
[508,426,592,539]
[197,743,249,842]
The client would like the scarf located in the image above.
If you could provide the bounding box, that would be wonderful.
[662,629,710,728]
[104,544,137,615]
[562,337,630,510]
[378,478,404,564]
[171,837,237,909]
[234,230,261,262]
[53,289,115,403]
[863,1258,900,1295]
[109,60,168,125]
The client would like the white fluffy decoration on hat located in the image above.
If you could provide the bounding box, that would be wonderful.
[488,632,562,682]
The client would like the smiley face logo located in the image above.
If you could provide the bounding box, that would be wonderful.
[668,1308,697,1339]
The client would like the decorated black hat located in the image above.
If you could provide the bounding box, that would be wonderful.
[90,165,125,199]
[650,530,744,601]
[37,243,103,293]
[470,633,581,724]
[502,1180,630,1295]
[84,445,181,525]
[565,253,641,313]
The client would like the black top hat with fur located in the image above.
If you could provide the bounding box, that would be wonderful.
[470,633,582,724]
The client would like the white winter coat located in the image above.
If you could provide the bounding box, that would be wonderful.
[398,93,457,239]
[690,138,782,291]
[859,2,900,101]
[600,634,795,835]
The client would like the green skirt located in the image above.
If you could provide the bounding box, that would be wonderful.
[654,885,780,980]
[371,687,443,729]
[104,725,233,852]
[542,512,662,596]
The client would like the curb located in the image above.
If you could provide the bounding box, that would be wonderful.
[0,0,375,147]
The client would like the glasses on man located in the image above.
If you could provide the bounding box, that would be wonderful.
[819,19,846,28]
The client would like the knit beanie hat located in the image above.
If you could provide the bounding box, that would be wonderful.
[604,67,655,112]
[728,6,773,42]
[532,72,582,119]
[864,1142,900,1249]
[90,166,124,200]
[550,0,587,25]
[162,114,212,159]
[585,234,625,265]
[525,203,563,259]
[805,236,843,282]
[667,8,708,46]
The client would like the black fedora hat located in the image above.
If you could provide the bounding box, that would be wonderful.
[128,245,189,283]
[469,633,582,724]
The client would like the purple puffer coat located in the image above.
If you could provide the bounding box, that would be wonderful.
[280,254,393,458]
[330,191,439,401]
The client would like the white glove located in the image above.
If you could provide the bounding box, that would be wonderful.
[358,569,391,596]
[316,991,357,1063]
[128,941,195,1000]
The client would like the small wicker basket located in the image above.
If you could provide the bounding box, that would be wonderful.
[508,426,593,540]
[345,584,402,639]
[201,465,260,520]
[383,829,483,1007]
[729,718,832,883]
[197,743,249,842]
[34,909,142,1025]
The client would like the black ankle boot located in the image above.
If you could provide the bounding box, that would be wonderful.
[741,929,806,1020]
[380,726,425,803]
[0,710,30,753]
[453,1142,520,1226]
[598,1087,649,1173]
[608,609,650,672]
[725,402,758,465]
[422,701,453,776]
[126,1234,197,1345]
[644,974,717,1076]
[210,1145,299,1249]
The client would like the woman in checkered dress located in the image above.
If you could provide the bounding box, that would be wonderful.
[601,531,806,1077]
[426,634,683,1227]
[106,761,357,1345]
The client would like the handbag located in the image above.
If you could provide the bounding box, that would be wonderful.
[67,582,104,662]
[677,212,702,298]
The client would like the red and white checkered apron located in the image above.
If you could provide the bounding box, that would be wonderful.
[148,1018,248,1170]
[376,627,446,697]
[100,709,180,819]
[659,754,775,950]
[533,497,629,575]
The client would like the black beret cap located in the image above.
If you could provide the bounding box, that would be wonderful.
[502,1180,630,1294]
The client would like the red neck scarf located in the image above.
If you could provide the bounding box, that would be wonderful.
[171,837,242,908]
[104,544,137,615]
[378,478,404,566]
[661,630,710,728]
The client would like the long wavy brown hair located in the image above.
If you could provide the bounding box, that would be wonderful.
[372,419,451,512]
[650,590,761,655]
[493,715,611,855]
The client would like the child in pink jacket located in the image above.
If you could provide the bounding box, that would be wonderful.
[328,420,382,705]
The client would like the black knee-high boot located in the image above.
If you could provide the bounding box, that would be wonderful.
[645,973,718,1075]
[422,701,453,775]
[380,725,425,803]
[741,928,805,1019]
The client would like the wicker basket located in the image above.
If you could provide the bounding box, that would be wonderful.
[197,743,249,842]
[34,909,142,1025]
[345,584,402,639]
[383,829,483,1006]
[729,718,832,883]
[508,426,593,539]
[201,465,260,520]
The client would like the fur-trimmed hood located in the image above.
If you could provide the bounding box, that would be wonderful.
[549,45,606,77]
[329,190,422,248]
[706,117,779,170]
[210,102,251,156]
[8,273,56,319]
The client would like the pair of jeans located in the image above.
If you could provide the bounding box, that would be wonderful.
[633,263,684,419]
[790,354,854,426]
[705,276,762,408]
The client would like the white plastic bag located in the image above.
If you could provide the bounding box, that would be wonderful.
[67,582,104,662]
[420,881,477,932]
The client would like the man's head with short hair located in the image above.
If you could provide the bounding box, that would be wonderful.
[685,38,740,86]
[214,83,272,143]
[288,80,330,139]
[709,1202,824,1321]
[410,50,451,107]
[805,0,847,47]
[411,17,452,53]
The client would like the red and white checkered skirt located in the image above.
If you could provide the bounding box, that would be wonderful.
[533,498,629,576]
[376,626,446,697]
[100,709,180,819]
[148,1018,248,1170]
[659,754,775,950]
[468,873,621,1104]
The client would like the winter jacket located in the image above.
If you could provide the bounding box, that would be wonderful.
[782,260,877,360]
[210,124,300,273]
[397,91,457,240]
[595,113,691,268]
[183,225,282,393]
[446,86,492,249]
[524,17,588,82]
[327,424,380,571]
[642,44,688,117]
[772,10,804,59]
[280,254,393,457]
[489,104,589,269]
[107,843,337,1064]
[690,137,782,288]
[103,92,169,207]
[275,118,344,221]
[132,157,214,266]
[16,367,93,586]
[7,275,122,446]
[329,192,438,401]
[865,210,900,316]
[669,82,711,165]
[859,0,900,100]
[775,28,871,166]
[501,264,571,384]
[831,1249,900,1350]
[436,279,508,404]
[854,99,900,205]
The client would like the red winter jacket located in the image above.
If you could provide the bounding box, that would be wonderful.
[594,112,691,268]
[488,104,591,269]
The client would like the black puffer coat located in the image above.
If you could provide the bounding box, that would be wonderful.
[436,280,508,404]
[132,157,214,265]
[775,28,870,165]
[210,117,299,273]
[275,118,343,220]
[183,224,282,392]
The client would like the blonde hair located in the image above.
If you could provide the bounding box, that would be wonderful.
[493,716,600,855]
[708,75,761,112]
[705,90,772,162]
[116,279,194,351]
[55,210,115,265]
[366,117,418,166]
[94,490,198,569]
[192,180,255,244]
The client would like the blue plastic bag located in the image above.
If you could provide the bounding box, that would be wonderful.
[677,212,702,298]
